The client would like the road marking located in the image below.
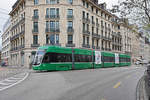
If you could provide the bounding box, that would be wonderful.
[4,79,17,82]
[126,75,131,79]
[0,82,11,85]
[0,73,29,91]
[113,82,121,88]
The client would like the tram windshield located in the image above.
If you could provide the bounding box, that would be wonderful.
[33,50,45,65]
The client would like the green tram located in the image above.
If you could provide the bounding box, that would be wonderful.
[32,46,131,71]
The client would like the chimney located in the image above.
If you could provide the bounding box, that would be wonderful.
[91,0,98,4]
[99,3,107,9]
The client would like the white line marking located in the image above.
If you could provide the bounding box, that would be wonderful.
[4,79,17,82]
[0,82,11,85]
[8,77,22,80]
[0,73,29,91]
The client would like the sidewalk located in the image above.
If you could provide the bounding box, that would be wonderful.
[0,66,31,81]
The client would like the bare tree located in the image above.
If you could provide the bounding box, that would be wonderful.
[112,0,150,27]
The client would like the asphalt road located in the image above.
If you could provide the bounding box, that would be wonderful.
[0,66,146,100]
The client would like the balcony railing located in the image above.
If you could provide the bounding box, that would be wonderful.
[96,23,100,27]
[66,43,75,47]
[31,44,40,47]
[82,44,90,48]
[32,16,39,20]
[45,28,60,33]
[83,30,90,35]
[32,29,39,33]
[67,27,74,33]
[92,21,95,26]
[92,33,100,38]
[11,18,25,31]
[44,43,61,46]
[45,15,60,19]
[67,15,74,20]
[101,25,104,29]
[82,17,90,23]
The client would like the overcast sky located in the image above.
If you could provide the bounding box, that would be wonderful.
[0,0,118,49]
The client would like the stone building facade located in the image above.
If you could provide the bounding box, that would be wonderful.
[9,0,133,68]
[2,18,11,65]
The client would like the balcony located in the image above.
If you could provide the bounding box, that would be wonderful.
[82,17,90,23]
[96,46,100,49]
[101,47,104,50]
[92,46,96,49]
[19,45,25,49]
[82,44,90,48]
[101,25,104,29]
[45,15,60,20]
[96,23,100,27]
[108,28,111,32]
[66,43,75,47]
[11,47,19,51]
[44,43,61,46]
[10,34,19,41]
[83,30,90,35]
[45,28,60,33]
[92,33,100,39]
[32,15,39,21]
[19,30,25,35]
[92,21,95,26]
[31,44,40,47]
[105,27,108,31]
[32,29,39,33]
[67,27,74,34]
[11,18,25,31]
[101,36,111,41]
[67,15,74,20]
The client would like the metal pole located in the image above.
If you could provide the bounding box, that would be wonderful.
[72,48,75,70]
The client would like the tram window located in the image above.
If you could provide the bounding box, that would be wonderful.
[42,55,49,63]
[75,54,92,62]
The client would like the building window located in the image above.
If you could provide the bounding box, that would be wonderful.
[87,37,89,45]
[96,28,98,34]
[92,38,94,47]
[46,8,59,18]
[46,21,59,31]
[68,9,73,16]
[91,6,94,12]
[46,34,49,44]
[68,0,73,4]
[46,8,49,16]
[49,34,59,44]
[50,21,55,31]
[92,27,94,34]
[87,24,89,31]
[68,35,73,44]
[33,22,38,32]
[50,8,56,16]
[83,36,85,45]
[46,0,59,4]
[33,9,38,17]
[33,35,38,44]
[46,21,49,29]
[56,34,59,44]
[34,0,38,5]
[97,40,99,47]
[68,21,73,28]
[96,9,98,14]
[86,2,89,8]
[82,0,85,6]
[83,23,85,32]
[82,11,85,18]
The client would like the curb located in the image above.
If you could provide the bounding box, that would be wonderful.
[136,75,148,100]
